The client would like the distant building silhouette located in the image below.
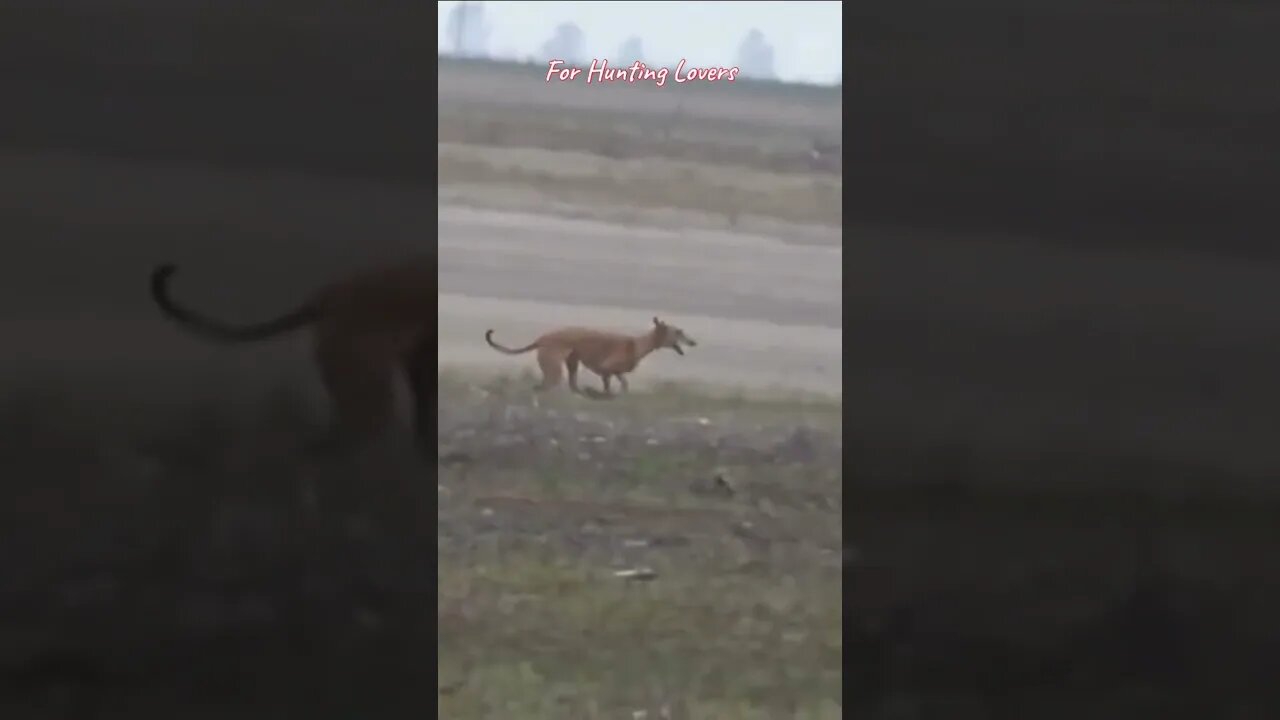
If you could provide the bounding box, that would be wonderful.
[446,1,490,58]
[542,22,586,64]
[618,36,645,64]
[736,28,776,80]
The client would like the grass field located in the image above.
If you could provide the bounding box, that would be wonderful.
[437,372,842,718]
[439,143,842,229]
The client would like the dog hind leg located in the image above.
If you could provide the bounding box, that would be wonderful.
[533,347,566,392]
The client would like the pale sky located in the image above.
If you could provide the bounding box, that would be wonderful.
[437,1,842,85]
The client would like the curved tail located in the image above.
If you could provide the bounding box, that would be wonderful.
[150,263,321,343]
[484,329,539,355]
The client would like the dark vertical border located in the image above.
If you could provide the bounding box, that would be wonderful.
[846,1,1280,715]
[840,7,855,715]
[427,6,444,718]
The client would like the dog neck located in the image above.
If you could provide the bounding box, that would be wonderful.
[632,329,663,360]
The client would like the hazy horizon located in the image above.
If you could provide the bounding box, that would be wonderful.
[437,0,842,86]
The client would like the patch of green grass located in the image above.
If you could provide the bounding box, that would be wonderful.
[438,368,841,430]
[438,537,841,718]
[437,108,835,176]
[437,368,842,716]
[438,142,842,228]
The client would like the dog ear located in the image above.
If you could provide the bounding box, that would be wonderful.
[653,316,662,327]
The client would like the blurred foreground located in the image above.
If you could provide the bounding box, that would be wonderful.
[0,377,432,718]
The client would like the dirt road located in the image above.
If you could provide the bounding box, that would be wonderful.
[0,151,839,402]
[437,205,843,397]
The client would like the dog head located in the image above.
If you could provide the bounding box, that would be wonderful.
[652,316,697,355]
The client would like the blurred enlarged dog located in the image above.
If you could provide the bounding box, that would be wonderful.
[149,258,436,453]
[485,317,697,399]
